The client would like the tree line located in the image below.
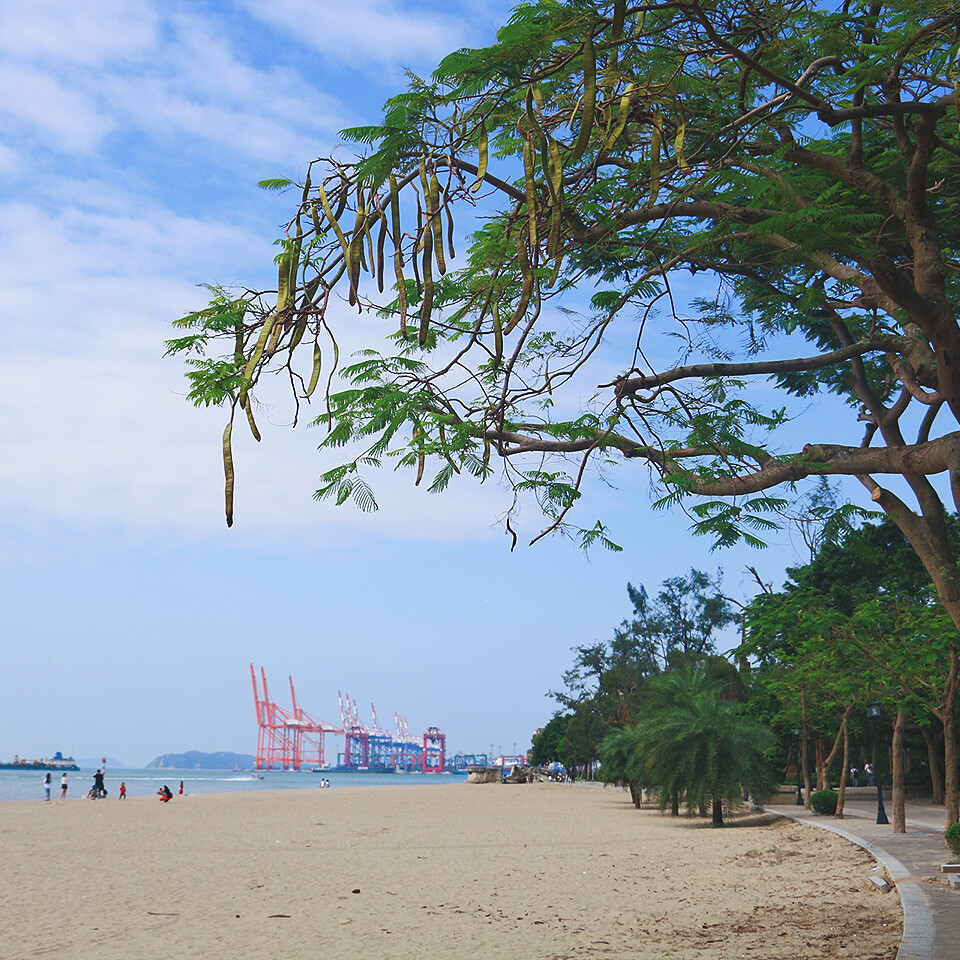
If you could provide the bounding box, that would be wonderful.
[532,514,960,830]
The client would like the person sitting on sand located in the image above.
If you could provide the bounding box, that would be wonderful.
[157,785,173,802]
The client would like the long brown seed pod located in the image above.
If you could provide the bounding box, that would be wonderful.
[428,169,446,275]
[376,213,388,294]
[419,202,435,347]
[222,420,235,527]
[491,299,504,366]
[389,174,409,338]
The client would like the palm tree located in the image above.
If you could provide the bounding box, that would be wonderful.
[598,725,647,807]
[637,668,777,826]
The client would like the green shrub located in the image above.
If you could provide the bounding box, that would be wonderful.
[945,822,960,861]
[810,789,839,816]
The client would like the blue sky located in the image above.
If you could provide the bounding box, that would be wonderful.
[0,0,855,767]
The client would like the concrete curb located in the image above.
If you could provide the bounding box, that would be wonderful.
[768,808,934,960]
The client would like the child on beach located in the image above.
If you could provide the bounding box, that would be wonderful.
[60,772,68,799]
[43,773,51,801]
[157,785,173,802]
[119,782,126,800]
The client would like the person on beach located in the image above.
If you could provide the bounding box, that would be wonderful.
[60,772,68,799]
[43,773,51,801]
[119,782,126,800]
[93,769,105,798]
[178,781,184,795]
[157,785,173,802]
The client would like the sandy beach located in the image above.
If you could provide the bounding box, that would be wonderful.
[3,783,900,959]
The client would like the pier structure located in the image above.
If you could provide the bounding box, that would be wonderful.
[250,665,342,770]
[251,666,449,772]
[422,727,446,773]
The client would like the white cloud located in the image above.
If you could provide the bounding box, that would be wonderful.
[0,62,114,153]
[0,2,345,164]
[0,0,157,65]
[241,0,467,64]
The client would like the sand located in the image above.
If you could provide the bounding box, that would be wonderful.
[2,783,900,960]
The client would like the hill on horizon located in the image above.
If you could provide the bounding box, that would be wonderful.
[146,750,255,770]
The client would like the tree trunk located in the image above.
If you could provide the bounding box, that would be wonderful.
[712,796,723,826]
[930,650,960,831]
[824,705,855,802]
[892,708,907,833]
[629,782,639,808]
[921,723,945,805]
[671,789,679,816]
[815,739,826,790]
[801,688,812,808]
[836,713,850,819]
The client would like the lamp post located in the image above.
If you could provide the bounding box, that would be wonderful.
[867,701,889,825]
[793,730,803,806]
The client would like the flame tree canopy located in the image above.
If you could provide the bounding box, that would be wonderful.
[168,1,960,591]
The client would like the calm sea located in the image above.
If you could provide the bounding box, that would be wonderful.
[0,767,466,803]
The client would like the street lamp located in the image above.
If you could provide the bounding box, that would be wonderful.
[793,730,803,806]
[866,701,889,825]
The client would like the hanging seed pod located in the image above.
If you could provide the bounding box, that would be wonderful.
[239,310,278,406]
[318,183,352,275]
[363,207,376,281]
[504,240,534,335]
[649,108,662,206]
[389,174,409,338]
[243,395,262,442]
[523,140,538,249]
[419,217,435,347]
[411,198,424,295]
[376,214,388,294]
[472,121,489,193]
[444,202,456,262]
[305,341,322,397]
[289,315,308,351]
[332,170,350,220]
[428,169,446,275]
[606,82,635,149]
[569,32,597,164]
[674,112,690,173]
[222,420,235,527]
[491,299,504,366]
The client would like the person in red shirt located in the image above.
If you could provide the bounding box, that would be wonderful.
[119,782,126,800]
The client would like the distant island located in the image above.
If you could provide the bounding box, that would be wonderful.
[146,751,256,770]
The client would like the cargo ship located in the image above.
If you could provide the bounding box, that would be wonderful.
[0,752,79,771]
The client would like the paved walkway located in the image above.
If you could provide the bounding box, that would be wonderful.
[766,797,958,960]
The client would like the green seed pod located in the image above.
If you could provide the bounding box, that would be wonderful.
[243,395,262,442]
[305,341,322,398]
[649,108,662,206]
[569,33,596,165]
[472,121,488,193]
[504,241,534,335]
[429,170,446,275]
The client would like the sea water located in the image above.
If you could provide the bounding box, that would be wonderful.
[0,767,466,803]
